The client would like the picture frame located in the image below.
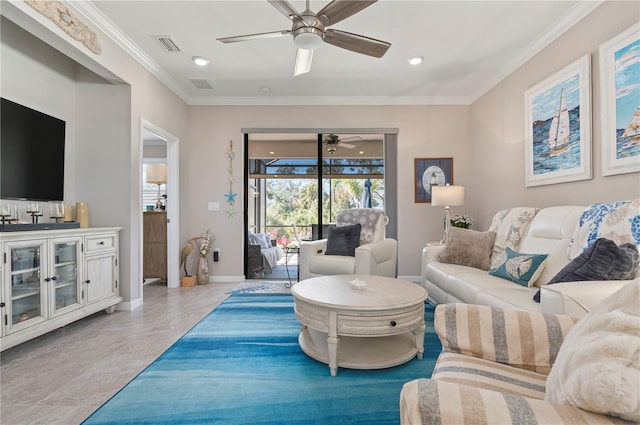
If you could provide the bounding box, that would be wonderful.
[600,23,640,176]
[414,158,453,203]
[524,54,591,187]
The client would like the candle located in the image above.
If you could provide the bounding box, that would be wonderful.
[76,202,89,228]
[64,205,73,222]
[0,205,10,216]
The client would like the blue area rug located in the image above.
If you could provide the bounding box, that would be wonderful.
[83,294,441,425]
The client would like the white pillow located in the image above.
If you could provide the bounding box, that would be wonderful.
[545,279,640,422]
[257,233,271,249]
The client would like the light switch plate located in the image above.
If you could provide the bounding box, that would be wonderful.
[208,202,220,211]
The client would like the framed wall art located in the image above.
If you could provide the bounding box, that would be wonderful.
[414,157,453,203]
[524,54,591,187]
[600,22,640,176]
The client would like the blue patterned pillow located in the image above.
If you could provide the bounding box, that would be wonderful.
[488,247,549,287]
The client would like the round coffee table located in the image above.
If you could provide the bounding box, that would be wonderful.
[291,275,428,376]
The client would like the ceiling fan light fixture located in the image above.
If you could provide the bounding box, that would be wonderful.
[326,144,338,154]
[408,56,424,65]
[293,30,324,50]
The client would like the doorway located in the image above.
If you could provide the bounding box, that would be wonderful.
[244,129,397,280]
[140,120,180,296]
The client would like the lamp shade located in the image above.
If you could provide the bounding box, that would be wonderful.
[146,164,167,185]
[431,185,464,207]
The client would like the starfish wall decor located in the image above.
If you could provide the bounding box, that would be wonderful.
[225,140,237,218]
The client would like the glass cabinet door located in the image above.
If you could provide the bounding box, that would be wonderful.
[51,240,81,315]
[8,243,45,330]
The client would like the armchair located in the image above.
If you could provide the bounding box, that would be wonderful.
[299,208,397,280]
[401,280,640,424]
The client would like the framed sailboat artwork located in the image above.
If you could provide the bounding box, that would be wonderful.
[600,22,640,176]
[524,54,591,187]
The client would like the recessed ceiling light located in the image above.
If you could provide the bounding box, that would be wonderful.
[260,87,271,93]
[408,56,423,66]
[359,151,365,155]
[192,56,210,66]
[270,151,275,155]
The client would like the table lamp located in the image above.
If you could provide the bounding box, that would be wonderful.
[146,164,167,211]
[431,184,465,243]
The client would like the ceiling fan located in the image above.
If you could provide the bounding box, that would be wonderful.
[217,0,391,76]
[324,134,360,154]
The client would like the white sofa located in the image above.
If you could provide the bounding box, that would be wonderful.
[421,205,638,318]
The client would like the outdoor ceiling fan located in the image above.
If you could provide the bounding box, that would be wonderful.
[324,134,360,154]
[217,0,391,76]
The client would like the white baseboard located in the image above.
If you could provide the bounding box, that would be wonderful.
[210,275,245,283]
[398,275,421,283]
[117,298,143,311]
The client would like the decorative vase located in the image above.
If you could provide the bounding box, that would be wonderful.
[196,256,209,284]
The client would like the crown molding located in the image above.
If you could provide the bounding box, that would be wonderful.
[468,0,603,103]
[186,95,472,106]
[73,0,601,107]
[70,1,190,103]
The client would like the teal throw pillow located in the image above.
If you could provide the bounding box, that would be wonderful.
[488,247,548,287]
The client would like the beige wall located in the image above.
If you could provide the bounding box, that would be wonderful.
[469,1,640,230]
[187,105,471,279]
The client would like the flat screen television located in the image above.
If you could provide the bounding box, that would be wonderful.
[1,98,66,201]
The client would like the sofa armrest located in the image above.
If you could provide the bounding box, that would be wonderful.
[355,238,398,277]
[422,244,445,267]
[299,239,328,280]
[540,280,631,318]
[400,379,629,425]
[435,303,579,373]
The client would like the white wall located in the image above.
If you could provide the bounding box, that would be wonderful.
[469,1,640,229]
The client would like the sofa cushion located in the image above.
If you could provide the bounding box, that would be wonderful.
[432,351,547,399]
[438,228,496,270]
[534,238,639,302]
[489,247,548,287]
[545,280,640,422]
[489,207,539,267]
[568,200,640,260]
[400,379,629,425]
[325,223,361,256]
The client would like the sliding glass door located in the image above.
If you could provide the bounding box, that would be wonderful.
[245,132,386,279]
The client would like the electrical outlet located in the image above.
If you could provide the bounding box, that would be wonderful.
[213,248,219,262]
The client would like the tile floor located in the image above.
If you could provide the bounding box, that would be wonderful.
[0,280,237,425]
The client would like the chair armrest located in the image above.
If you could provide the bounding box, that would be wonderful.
[355,239,398,277]
[400,379,626,425]
[435,303,579,373]
[299,239,328,280]
[540,280,631,318]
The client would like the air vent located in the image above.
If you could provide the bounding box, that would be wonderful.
[189,79,213,90]
[151,35,182,52]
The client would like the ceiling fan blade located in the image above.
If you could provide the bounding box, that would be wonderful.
[317,0,378,26]
[217,30,291,43]
[340,142,356,148]
[323,29,390,58]
[294,49,313,76]
[267,0,306,24]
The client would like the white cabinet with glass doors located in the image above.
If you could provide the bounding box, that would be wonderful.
[0,228,121,351]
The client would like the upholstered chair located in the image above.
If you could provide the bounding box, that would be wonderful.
[299,208,397,280]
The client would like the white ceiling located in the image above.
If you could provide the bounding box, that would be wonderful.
[77,1,600,106]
